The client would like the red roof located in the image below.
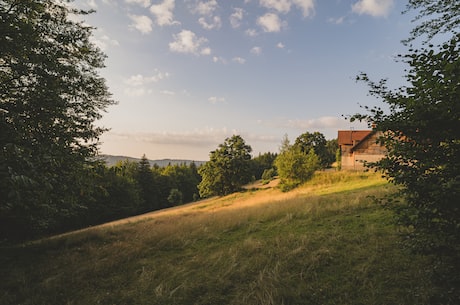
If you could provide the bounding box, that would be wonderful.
[337,130,372,146]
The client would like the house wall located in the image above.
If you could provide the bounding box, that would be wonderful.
[340,132,386,170]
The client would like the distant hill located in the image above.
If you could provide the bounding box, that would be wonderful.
[99,154,206,167]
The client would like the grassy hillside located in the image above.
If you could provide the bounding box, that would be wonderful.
[1,172,433,305]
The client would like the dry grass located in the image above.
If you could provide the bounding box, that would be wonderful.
[0,171,433,305]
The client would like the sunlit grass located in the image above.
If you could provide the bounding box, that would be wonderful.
[0,171,433,305]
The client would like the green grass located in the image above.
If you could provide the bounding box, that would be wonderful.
[0,172,433,305]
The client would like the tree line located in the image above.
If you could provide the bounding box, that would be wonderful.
[0,129,336,240]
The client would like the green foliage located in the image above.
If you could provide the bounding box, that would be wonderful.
[404,0,460,44]
[134,155,160,212]
[293,131,335,168]
[335,148,341,170]
[198,135,252,197]
[167,188,183,206]
[261,168,276,184]
[250,152,277,180]
[326,139,338,167]
[275,143,320,191]
[353,37,460,249]
[79,165,142,226]
[161,162,201,203]
[0,0,114,239]
[353,3,460,301]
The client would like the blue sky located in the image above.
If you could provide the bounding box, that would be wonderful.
[75,0,414,161]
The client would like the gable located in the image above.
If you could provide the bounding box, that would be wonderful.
[351,131,385,153]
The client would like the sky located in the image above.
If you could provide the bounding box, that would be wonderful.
[74,0,415,161]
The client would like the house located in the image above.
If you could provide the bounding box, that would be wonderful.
[338,130,387,170]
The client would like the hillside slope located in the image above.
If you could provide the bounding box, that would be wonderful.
[0,172,433,305]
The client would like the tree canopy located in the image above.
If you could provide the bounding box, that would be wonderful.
[293,131,335,168]
[353,1,460,302]
[404,0,460,43]
[0,0,114,238]
[198,135,252,197]
[274,135,319,191]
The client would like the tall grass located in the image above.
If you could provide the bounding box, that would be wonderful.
[1,172,433,305]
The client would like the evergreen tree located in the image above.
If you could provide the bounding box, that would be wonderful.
[167,188,183,206]
[135,155,159,212]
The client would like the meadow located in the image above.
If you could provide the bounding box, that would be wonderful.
[0,172,433,305]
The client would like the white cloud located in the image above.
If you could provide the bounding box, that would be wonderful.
[86,0,97,9]
[251,46,262,55]
[257,13,286,32]
[125,0,150,7]
[124,71,170,86]
[286,116,343,129]
[259,0,314,17]
[328,16,345,24]
[169,30,210,55]
[292,0,315,17]
[123,71,169,97]
[123,87,153,97]
[245,28,258,36]
[259,0,291,14]
[230,8,244,28]
[208,96,226,104]
[233,57,246,64]
[160,90,176,95]
[90,32,119,51]
[192,0,218,15]
[150,0,178,26]
[201,47,212,55]
[282,116,367,133]
[103,128,280,160]
[352,0,394,17]
[129,14,153,34]
[110,127,239,147]
[212,56,227,64]
[276,42,285,48]
[198,16,222,30]
[192,1,221,31]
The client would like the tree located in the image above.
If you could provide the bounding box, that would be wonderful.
[326,138,338,167]
[352,3,460,301]
[198,135,252,197]
[293,131,332,168]
[404,0,460,43]
[274,136,319,191]
[167,188,183,206]
[135,155,160,212]
[0,0,114,238]
[80,164,142,227]
[250,152,277,180]
[162,163,201,204]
